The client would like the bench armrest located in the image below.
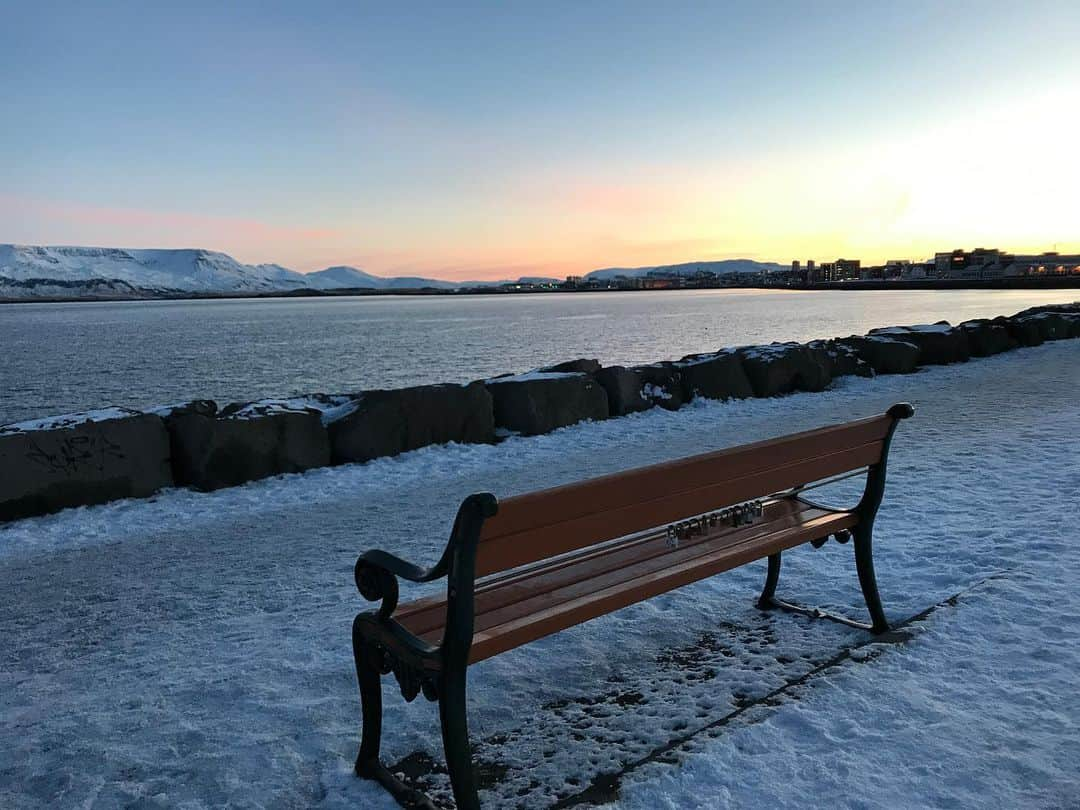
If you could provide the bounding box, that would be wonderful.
[353,493,498,668]
[358,548,448,584]
[355,548,448,620]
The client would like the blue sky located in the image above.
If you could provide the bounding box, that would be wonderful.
[2,1,1078,277]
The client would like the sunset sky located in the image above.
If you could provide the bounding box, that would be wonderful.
[3,1,1079,280]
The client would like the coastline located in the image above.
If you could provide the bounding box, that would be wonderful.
[2,275,1079,305]
[2,302,1076,523]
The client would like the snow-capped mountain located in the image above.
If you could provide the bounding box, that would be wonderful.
[305,265,463,291]
[0,245,555,298]
[0,244,777,300]
[306,266,561,290]
[586,259,784,281]
[0,245,308,296]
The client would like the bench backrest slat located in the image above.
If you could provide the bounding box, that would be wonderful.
[475,414,891,578]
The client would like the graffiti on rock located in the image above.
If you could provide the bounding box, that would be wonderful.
[25,432,125,476]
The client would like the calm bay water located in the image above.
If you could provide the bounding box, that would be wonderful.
[1,288,1075,425]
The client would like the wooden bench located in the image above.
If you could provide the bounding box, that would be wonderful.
[351,403,914,809]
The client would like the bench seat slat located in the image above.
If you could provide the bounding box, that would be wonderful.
[396,501,855,662]
[396,499,824,636]
[475,440,882,576]
[469,507,840,639]
[465,510,855,662]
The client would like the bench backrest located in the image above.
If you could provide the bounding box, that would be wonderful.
[474,412,896,578]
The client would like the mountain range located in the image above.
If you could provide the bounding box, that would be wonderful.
[586,259,785,280]
[0,244,781,299]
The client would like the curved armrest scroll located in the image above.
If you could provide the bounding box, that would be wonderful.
[354,548,449,620]
[358,548,448,584]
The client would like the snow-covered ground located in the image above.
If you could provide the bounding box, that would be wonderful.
[1,341,1078,809]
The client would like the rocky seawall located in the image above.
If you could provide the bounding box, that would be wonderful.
[2,303,1078,523]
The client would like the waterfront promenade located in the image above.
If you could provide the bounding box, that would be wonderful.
[1,340,1077,808]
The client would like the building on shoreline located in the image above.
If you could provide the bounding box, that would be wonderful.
[545,248,1080,294]
[797,249,1080,286]
[933,249,1080,281]
[808,259,861,283]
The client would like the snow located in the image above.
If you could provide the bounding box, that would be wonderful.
[0,244,310,294]
[304,265,385,290]
[864,334,918,345]
[1,244,560,298]
[735,342,802,360]
[304,266,470,291]
[0,406,141,433]
[0,245,474,296]
[677,348,739,366]
[1,341,1078,809]
[642,382,673,400]
[873,323,955,334]
[227,396,359,425]
[303,266,510,291]
[146,402,212,418]
[486,370,582,383]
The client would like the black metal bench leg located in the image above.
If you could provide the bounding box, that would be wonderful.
[352,629,441,810]
[756,539,890,634]
[352,625,384,777]
[756,552,782,609]
[853,526,890,634]
[439,666,480,810]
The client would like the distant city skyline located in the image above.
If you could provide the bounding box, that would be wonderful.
[3,2,1079,279]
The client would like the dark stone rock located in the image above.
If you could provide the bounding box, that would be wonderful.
[168,411,330,491]
[674,350,754,400]
[998,315,1043,347]
[218,401,252,418]
[0,412,173,521]
[329,382,494,463]
[737,343,832,397]
[1067,313,1080,339]
[959,320,1018,357]
[158,400,218,418]
[834,336,921,375]
[630,363,685,410]
[594,366,651,416]
[867,322,970,365]
[1017,312,1074,341]
[540,358,602,375]
[1006,304,1080,341]
[486,372,609,435]
[809,339,873,378]
[1003,306,1080,342]
[1010,301,1080,319]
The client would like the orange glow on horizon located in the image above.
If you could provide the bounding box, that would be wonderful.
[5,87,1077,282]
